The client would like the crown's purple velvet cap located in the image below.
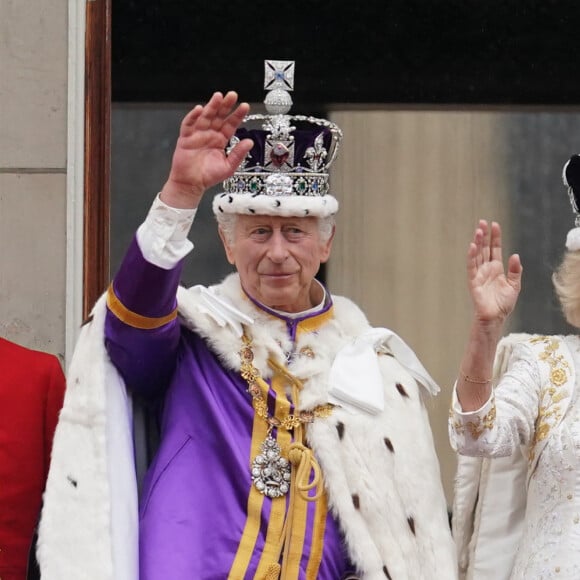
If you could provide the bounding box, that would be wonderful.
[235,123,333,172]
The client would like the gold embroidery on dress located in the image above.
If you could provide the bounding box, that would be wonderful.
[529,336,570,462]
[452,402,497,440]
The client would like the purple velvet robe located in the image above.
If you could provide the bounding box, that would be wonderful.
[105,238,351,579]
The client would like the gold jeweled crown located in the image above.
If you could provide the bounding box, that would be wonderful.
[213,60,343,218]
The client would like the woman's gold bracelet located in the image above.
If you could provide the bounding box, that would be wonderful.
[460,370,491,384]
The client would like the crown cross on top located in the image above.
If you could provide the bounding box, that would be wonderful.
[220,58,343,206]
[264,60,295,92]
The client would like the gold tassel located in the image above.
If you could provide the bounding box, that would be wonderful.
[262,563,281,579]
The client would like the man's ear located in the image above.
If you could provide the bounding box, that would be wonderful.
[320,225,335,264]
[218,226,236,265]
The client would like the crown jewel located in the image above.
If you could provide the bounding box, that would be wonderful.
[216,60,343,218]
[561,154,580,252]
[563,154,580,227]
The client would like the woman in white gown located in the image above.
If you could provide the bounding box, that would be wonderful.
[449,155,580,580]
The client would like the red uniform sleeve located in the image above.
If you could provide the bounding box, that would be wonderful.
[42,356,66,479]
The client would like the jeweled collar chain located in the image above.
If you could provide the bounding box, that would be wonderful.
[239,330,334,498]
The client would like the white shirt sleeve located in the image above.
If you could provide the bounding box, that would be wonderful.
[136,194,197,269]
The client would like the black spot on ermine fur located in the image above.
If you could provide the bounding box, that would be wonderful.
[396,382,409,398]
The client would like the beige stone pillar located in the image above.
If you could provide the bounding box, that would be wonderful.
[327,109,512,504]
[0,0,68,359]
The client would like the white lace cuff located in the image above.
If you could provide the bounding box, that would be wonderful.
[136,194,197,269]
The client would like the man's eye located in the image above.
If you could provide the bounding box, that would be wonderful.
[285,229,306,240]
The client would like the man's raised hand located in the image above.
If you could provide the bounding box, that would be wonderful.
[160,91,253,208]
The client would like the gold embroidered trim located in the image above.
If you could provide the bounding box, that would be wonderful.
[450,402,497,440]
[106,283,178,329]
[529,335,570,461]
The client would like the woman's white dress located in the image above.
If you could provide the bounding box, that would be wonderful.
[450,334,580,579]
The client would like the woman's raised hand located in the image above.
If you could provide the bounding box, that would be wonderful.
[467,220,523,325]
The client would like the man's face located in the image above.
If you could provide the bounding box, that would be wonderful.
[219,214,334,313]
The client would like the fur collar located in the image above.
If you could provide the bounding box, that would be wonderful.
[177,273,372,410]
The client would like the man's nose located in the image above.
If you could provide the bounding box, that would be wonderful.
[267,231,289,262]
